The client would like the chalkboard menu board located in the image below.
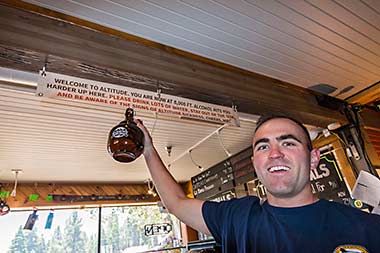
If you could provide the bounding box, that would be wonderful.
[311,151,351,205]
[191,159,234,200]
[231,147,256,185]
[208,189,236,202]
[192,147,254,200]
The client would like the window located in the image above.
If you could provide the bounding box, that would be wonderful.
[101,205,181,253]
[1,204,181,253]
[0,208,99,253]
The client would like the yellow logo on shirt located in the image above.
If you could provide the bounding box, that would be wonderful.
[334,245,368,253]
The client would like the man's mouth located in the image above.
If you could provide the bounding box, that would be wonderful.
[268,166,290,173]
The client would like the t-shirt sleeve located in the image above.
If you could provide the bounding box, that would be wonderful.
[202,199,239,244]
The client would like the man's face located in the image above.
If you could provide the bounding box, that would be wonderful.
[252,118,319,199]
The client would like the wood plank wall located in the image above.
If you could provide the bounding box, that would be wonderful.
[363,128,380,166]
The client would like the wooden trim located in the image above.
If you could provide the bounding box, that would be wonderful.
[180,222,199,244]
[346,81,380,105]
[363,127,380,166]
[1,182,159,209]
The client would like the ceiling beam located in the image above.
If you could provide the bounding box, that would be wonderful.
[0,2,366,128]
[347,81,380,105]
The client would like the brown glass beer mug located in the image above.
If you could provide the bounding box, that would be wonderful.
[107,108,144,162]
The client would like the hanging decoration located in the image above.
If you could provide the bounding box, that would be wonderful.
[0,183,10,216]
[28,194,39,201]
[24,209,38,230]
[46,183,56,202]
[0,199,10,216]
[0,191,10,198]
[45,210,54,229]
[28,183,40,201]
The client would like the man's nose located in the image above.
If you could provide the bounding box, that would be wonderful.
[268,146,284,159]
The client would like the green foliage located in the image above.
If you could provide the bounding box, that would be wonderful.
[64,211,86,253]
[39,236,48,253]
[106,211,121,252]
[24,229,40,253]
[8,226,27,253]
[46,226,64,253]
[85,234,98,253]
[105,205,180,252]
[8,226,47,253]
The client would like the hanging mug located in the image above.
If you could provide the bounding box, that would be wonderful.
[107,108,144,162]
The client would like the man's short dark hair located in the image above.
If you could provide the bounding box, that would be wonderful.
[254,114,313,151]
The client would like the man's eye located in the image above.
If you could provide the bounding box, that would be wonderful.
[256,145,268,151]
[283,142,295,147]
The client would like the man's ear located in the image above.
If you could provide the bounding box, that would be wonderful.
[310,148,320,170]
[251,156,256,171]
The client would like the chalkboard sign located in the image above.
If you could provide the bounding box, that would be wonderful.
[192,159,234,200]
[209,189,236,202]
[192,147,254,200]
[310,151,351,205]
[231,147,256,185]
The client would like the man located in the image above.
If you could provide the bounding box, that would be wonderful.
[135,114,380,253]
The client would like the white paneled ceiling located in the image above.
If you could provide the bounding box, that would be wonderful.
[23,0,380,98]
[1,0,379,183]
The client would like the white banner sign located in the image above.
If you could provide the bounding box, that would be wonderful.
[36,71,239,125]
[352,170,380,213]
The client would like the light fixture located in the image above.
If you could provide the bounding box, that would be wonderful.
[189,149,203,171]
[10,169,22,197]
[217,129,232,157]
[146,179,157,197]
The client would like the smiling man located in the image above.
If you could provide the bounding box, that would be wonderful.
[136,114,380,253]
[252,115,320,207]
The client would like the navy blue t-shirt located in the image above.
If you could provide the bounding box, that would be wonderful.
[202,196,380,253]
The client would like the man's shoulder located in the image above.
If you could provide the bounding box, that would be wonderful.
[203,196,261,212]
[322,199,380,222]
[209,195,260,205]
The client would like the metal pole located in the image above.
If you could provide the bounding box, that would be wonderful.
[98,206,102,253]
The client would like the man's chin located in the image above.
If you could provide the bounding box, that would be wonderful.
[266,188,294,199]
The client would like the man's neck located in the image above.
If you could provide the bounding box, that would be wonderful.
[266,187,318,208]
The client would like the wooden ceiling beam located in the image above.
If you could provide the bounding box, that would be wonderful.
[1,3,377,129]
[347,82,380,105]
